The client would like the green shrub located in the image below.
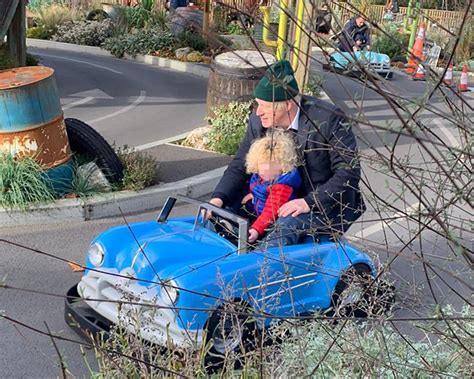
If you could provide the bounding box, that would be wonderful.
[26,26,55,40]
[0,154,55,210]
[177,31,208,52]
[116,147,158,191]
[207,101,252,155]
[104,29,176,58]
[52,19,116,46]
[27,0,53,12]
[0,44,14,70]
[224,22,247,35]
[303,74,324,98]
[373,23,410,58]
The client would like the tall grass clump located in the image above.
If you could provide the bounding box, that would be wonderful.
[0,154,55,209]
[115,146,158,191]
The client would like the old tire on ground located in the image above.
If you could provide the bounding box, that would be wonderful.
[65,118,124,183]
[204,301,259,372]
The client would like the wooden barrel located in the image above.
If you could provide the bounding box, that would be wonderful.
[0,66,73,193]
[206,50,276,118]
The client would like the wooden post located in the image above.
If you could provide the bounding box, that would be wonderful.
[7,0,26,67]
[202,0,210,36]
[294,0,315,88]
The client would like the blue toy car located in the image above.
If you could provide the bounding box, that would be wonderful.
[65,195,384,359]
[323,51,393,79]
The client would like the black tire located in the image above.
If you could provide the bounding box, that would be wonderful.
[204,301,259,372]
[330,263,373,318]
[330,263,395,318]
[65,118,124,183]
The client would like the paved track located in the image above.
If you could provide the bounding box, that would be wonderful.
[30,47,208,148]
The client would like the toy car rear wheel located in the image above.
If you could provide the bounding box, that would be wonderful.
[204,301,259,371]
[330,263,373,318]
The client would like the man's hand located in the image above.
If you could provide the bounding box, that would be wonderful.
[366,45,371,51]
[278,198,310,218]
[352,45,359,52]
[241,193,253,204]
[248,228,259,243]
[204,198,224,220]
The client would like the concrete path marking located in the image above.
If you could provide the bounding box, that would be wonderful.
[38,53,123,74]
[62,96,94,110]
[133,131,192,151]
[86,90,146,124]
[351,202,421,239]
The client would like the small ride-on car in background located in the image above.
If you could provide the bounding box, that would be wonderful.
[65,195,393,364]
[323,50,393,79]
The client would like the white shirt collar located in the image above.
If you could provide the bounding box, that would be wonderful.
[288,102,300,131]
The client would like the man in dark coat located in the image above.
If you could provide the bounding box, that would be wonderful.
[338,16,371,52]
[208,60,365,246]
[315,3,332,34]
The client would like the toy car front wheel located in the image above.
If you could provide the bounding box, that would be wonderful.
[204,301,259,371]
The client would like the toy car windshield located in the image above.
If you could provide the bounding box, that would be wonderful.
[157,195,250,254]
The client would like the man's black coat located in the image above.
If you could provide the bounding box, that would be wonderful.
[212,96,365,233]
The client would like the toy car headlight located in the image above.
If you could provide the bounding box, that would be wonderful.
[88,242,105,267]
[161,279,179,306]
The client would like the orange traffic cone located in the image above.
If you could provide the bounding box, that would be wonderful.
[458,64,469,92]
[443,63,453,85]
[406,23,425,75]
[413,64,425,81]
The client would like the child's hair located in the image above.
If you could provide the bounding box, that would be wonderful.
[246,131,299,174]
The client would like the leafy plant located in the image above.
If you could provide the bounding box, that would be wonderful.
[0,154,55,210]
[224,22,247,35]
[373,23,410,58]
[52,19,116,46]
[207,101,253,155]
[0,44,14,70]
[177,31,208,51]
[116,146,158,191]
[104,29,176,58]
[26,26,55,40]
[303,74,324,98]
[26,0,54,12]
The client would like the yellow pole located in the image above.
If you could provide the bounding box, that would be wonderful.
[260,1,289,60]
[291,0,305,71]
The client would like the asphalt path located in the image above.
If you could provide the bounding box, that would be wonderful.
[30,47,208,148]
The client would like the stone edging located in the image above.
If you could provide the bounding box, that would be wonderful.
[0,167,226,227]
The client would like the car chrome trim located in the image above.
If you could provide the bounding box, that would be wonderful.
[258,279,316,302]
[246,272,318,291]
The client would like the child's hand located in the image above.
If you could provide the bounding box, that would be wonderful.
[248,228,259,243]
[241,193,253,204]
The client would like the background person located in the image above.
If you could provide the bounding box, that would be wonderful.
[315,3,332,35]
[208,60,365,247]
[338,15,371,52]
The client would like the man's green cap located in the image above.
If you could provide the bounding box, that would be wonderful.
[254,60,299,102]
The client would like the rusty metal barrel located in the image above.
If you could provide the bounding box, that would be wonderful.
[0,66,72,192]
[206,50,275,117]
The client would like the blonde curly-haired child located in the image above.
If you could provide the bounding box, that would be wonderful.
[243,131,302,243]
